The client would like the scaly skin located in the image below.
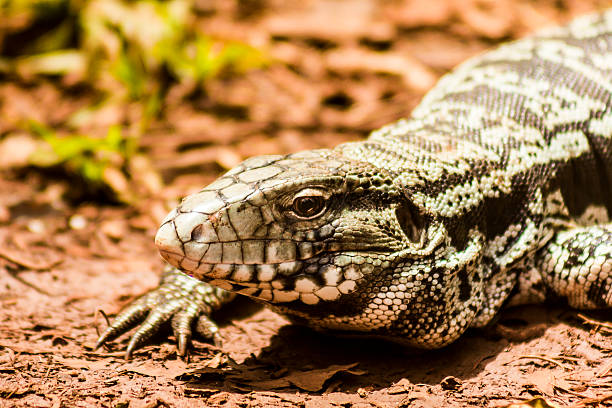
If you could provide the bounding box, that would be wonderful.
[97,11,612,359]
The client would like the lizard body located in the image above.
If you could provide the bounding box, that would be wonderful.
[97,11,612,358]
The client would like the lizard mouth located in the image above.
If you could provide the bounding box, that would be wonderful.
[159,243,373,305]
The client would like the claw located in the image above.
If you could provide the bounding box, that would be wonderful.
[125,327,149,360]
[95,297,149,349]
[177,332,189,358]
[171,311,195,357]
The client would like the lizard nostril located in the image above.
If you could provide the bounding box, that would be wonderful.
[191,224,203,241]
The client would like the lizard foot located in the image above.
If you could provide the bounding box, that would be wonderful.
[95,266,234,359]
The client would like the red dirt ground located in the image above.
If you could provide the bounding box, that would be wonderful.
[1,1,611,407]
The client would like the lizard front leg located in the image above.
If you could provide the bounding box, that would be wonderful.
[96,266,235,359]
[537,224,612,309]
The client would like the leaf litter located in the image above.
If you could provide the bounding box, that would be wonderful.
[1,0,611,407]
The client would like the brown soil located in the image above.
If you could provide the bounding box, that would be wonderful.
[1,1,611,407]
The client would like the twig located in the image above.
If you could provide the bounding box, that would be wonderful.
[5,267,54,296]
[567,392,612,408]
[514,355,573,371]
[95,309,112,337]
[578,314,612,333]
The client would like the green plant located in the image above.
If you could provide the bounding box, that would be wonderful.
[28,121,142,202]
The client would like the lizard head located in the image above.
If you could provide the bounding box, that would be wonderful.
[155,148,446,333]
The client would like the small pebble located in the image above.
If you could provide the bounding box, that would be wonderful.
[69,214,87,230]
[27,219,46,234]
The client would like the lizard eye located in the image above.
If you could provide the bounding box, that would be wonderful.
[291,189,328,219]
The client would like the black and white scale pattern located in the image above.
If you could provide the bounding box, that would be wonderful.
[97,10,612,357]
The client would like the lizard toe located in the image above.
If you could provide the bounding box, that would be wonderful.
[95,296,150,349]
[124,301,184,359]
[171,310,196,357]
[195,313,222,347]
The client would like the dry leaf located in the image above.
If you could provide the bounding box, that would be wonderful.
[0,237,64,270]
[527,370,555,396]
[388,378,413,395]
[240,363,366,392]
[122,359,189,379]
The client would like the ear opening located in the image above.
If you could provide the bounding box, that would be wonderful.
[395,199,425,243]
